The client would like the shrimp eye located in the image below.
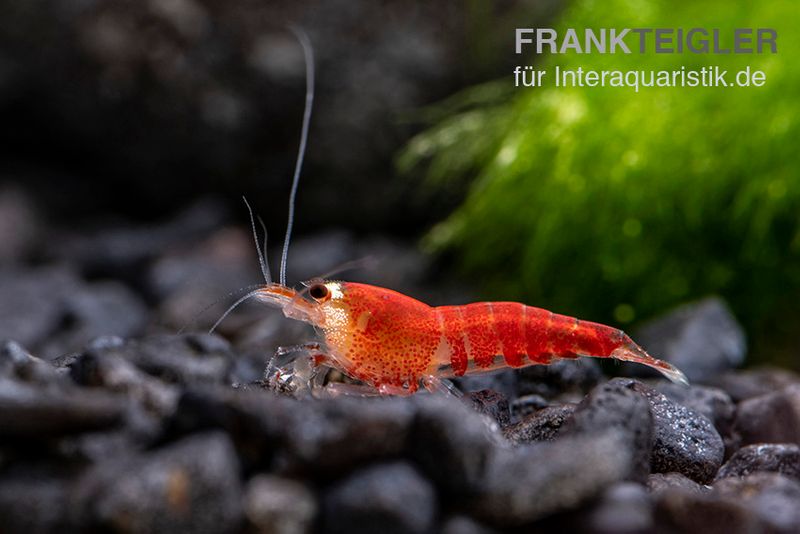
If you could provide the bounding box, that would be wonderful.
[309,283,330,301]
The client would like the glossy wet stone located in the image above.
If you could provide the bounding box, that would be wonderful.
[633,382,724,484]
[716,444,800,481]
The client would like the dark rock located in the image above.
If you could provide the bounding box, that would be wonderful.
[411,394,502,496]
[509,393,549,420]
[654,489,763,534]
[650,382,736,437]
[168,388,416,476]
[92,334,234,386]
[67,348,179,417]
[322,462,436,534]
[473,430,635,526]
[0,266,80,349]
[560,378,653,481]
[276,397,417,475]
[0,340,61,385]
[38,279,148,359]
[650,381,739,458]
[0,473,70,533]
[441,516,498,534]
[244,475,317,534]
[503,403,576,444]
[712,473,800,533]
[633,382,724,484]
[735,385,800,445]
[579,482,654,534]
[716,444,800,481]
[647,473,709,496]
[632,297,746,383]
[711,367,800,402]
[465,389,510,427]
[454,369,518,401]
[517,358,604,398]
[72,432,242,533]
[0,377,126,437]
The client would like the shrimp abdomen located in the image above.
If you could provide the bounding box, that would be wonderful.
[435,302,687,385]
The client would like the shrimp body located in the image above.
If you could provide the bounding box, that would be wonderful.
[258,280,687,395]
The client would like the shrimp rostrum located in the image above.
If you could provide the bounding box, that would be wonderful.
[213,28,687,397]
[256,281,687,396]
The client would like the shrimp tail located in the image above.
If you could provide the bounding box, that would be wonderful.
[610,339,689,386]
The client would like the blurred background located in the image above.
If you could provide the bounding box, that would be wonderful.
[0,0,798,371]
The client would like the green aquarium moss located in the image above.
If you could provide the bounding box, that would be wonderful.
[401,0,800,364]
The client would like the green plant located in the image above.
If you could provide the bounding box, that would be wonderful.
[402,0,800,362]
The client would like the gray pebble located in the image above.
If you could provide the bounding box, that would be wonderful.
[244,475,316,534]
[560,378,653,481]
[503,403,576,444]
[72,432,242,533]
[473,429,636,526]
[322,462,436,534]
[735,385,800,445]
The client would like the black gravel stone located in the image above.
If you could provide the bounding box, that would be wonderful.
[0,377,126,437]
[577,482,654,534]
[67,348,179,418]
[0,266,81,349]
[72,432,242,533]
[322,462,436,534]
[473,430,636,526]
[244,475,317,534]
[633,382,724,484]
[168,388,417,477]
[631,297,746,383]
[411,394,502,497]
[650,381,739,458]
[503,403,576,444]
[92,334,234,386]
[465,389,510,427]
[0,473,70,533]
[0,340,61,385]
[716,444,800,481]
[454,370,518,401]
[509,393,550,420]
[711,367,800,402]
[647,473,710,496]
[712,473,800,533]
[275,397,417,476]
[517,358,604,398]
[654,489,762,534]
[560,378,653,481]
[441,515,498,534]
[735,385,800,446]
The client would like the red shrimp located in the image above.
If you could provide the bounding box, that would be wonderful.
[255,281,687,396]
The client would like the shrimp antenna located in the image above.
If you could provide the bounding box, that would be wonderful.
[177,283,266,334]
[208,288,267,334]
[280,25,315,286]
[243,196,271,284]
